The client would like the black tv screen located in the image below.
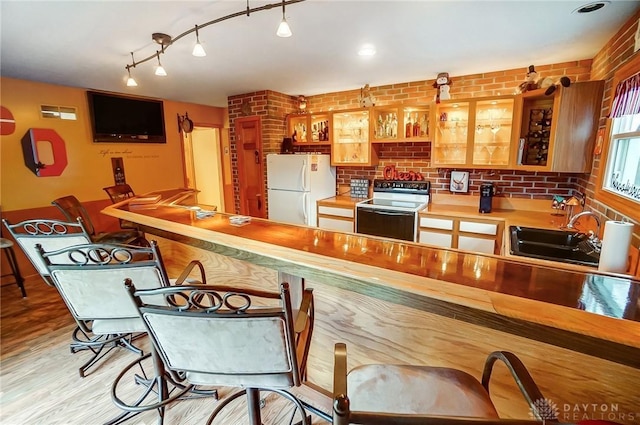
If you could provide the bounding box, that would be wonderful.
[87,91,166,143]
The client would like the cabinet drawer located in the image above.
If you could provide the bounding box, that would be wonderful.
[419,231,453,248]
[318,205,354,218]
[459,221,498,235]
[318,217,354,233]
[419,217,454,230]
[458,236,496,254]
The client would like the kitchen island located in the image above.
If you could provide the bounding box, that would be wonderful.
[103,190,640,422]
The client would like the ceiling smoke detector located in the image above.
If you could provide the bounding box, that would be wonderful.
[573,1,610,14]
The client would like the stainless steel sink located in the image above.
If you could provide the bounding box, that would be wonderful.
[509,226,600,267]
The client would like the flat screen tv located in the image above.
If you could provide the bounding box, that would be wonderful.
[87,91,166,143]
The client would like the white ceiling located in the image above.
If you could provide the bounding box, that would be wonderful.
[1,0,639,107]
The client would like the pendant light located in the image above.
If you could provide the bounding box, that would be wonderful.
[155,51,167,76]
[126,68,138,87]
[276,0,292,37]
[126,53,138,87]
[192,25,206,57]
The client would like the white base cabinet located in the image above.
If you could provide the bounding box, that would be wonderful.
[418,214,503,255]
[317,204,355,233]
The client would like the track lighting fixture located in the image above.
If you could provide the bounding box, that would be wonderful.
[123,0,304,86]
[192,25,206,57]
[276,0,292,38]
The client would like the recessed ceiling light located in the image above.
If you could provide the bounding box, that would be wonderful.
[573,1,609,14]
[358,44,376,56]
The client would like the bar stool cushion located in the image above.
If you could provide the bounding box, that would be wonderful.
[347,364,499,418]
[0,238,14,249]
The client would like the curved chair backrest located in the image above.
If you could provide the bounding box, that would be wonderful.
[52,195,97,236]
[332,343,553,425]
[2,218,92,284]
[38,241,170,328]
[103,184,136,204]
[126,281,304,389]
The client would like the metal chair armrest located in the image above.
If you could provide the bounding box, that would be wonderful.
[174,260,207,285]
[294,288,313,334]
[333,343,349,425]
[481,351,547,416]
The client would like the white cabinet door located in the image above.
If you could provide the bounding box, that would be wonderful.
[458,235,495,254]
[419,231,453,248]
[318,217,354,233]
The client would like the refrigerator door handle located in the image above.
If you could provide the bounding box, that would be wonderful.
[301,160,308,191]
[302,192,309,223]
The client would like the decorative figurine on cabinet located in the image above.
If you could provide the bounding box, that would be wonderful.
[433,72,452,103]
[517,65,540,93]
[359,84,376,107]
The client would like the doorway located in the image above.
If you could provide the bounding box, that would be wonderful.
[234,116,265,218]
[183,127,225,212]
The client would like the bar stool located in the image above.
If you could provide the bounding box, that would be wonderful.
[0,237,27,297]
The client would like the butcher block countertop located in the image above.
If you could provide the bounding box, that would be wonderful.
[103,189,640,368]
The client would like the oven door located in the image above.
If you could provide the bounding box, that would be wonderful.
[356,207,416,242]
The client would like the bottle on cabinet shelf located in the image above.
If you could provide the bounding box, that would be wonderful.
[412,113,420,137]
[391,113,398,138]
[405,116,412,138]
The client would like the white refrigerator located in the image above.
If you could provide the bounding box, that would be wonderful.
[267,154,336,226]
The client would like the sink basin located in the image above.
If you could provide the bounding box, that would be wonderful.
[509,226,599,267]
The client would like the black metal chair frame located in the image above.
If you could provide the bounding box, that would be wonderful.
[116,281,331,425]
[51,195,148,246]
[38,240,215,425]
[2,217,117,360]
[332,343,558,425]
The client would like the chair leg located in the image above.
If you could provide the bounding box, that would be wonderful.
[2,244,26,298]
[246,388,262,425]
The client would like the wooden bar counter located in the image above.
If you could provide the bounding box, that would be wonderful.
[103,190,640,422]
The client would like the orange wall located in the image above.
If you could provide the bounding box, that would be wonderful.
[0,77,226,211]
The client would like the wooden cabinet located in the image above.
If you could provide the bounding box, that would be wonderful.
[331,109,378,166]
[418,214,503,255]
[317,203,355,233]
[431,96,516,168]
[371,104,430,143]
[514,80,604,172]
[287,113,331,145]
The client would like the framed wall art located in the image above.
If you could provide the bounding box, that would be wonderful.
[450,170,469,193]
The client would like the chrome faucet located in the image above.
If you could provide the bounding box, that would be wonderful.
[567,211,602,252]
[567,210,601,235]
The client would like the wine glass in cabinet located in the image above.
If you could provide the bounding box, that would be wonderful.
[432,101,470,166]
[472,97,515,167]
[330,109,378,166]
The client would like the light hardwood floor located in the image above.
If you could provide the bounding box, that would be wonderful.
[0,275,332,425]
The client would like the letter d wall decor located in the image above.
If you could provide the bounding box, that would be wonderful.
[21,128,68,177]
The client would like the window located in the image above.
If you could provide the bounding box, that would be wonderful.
[595,52,640,222]
[602,114,640,202]
[40,105,77,120]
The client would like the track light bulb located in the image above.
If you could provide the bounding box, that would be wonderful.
[276,0,292,37]
[192,42,206,57]
[126,68,137,87]
[192,25,206,57]
[277,18,292,37]
[155,52,167,76]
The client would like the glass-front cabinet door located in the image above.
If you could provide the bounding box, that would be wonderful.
[432,96,515,168]
[288,114,308,144]
[432,101,470,166]
[472,97,515,167]
[372,104,430,143]
[331,109,377,166]
[309,112,331,144]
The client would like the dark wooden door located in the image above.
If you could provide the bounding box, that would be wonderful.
[234,116,265,218]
